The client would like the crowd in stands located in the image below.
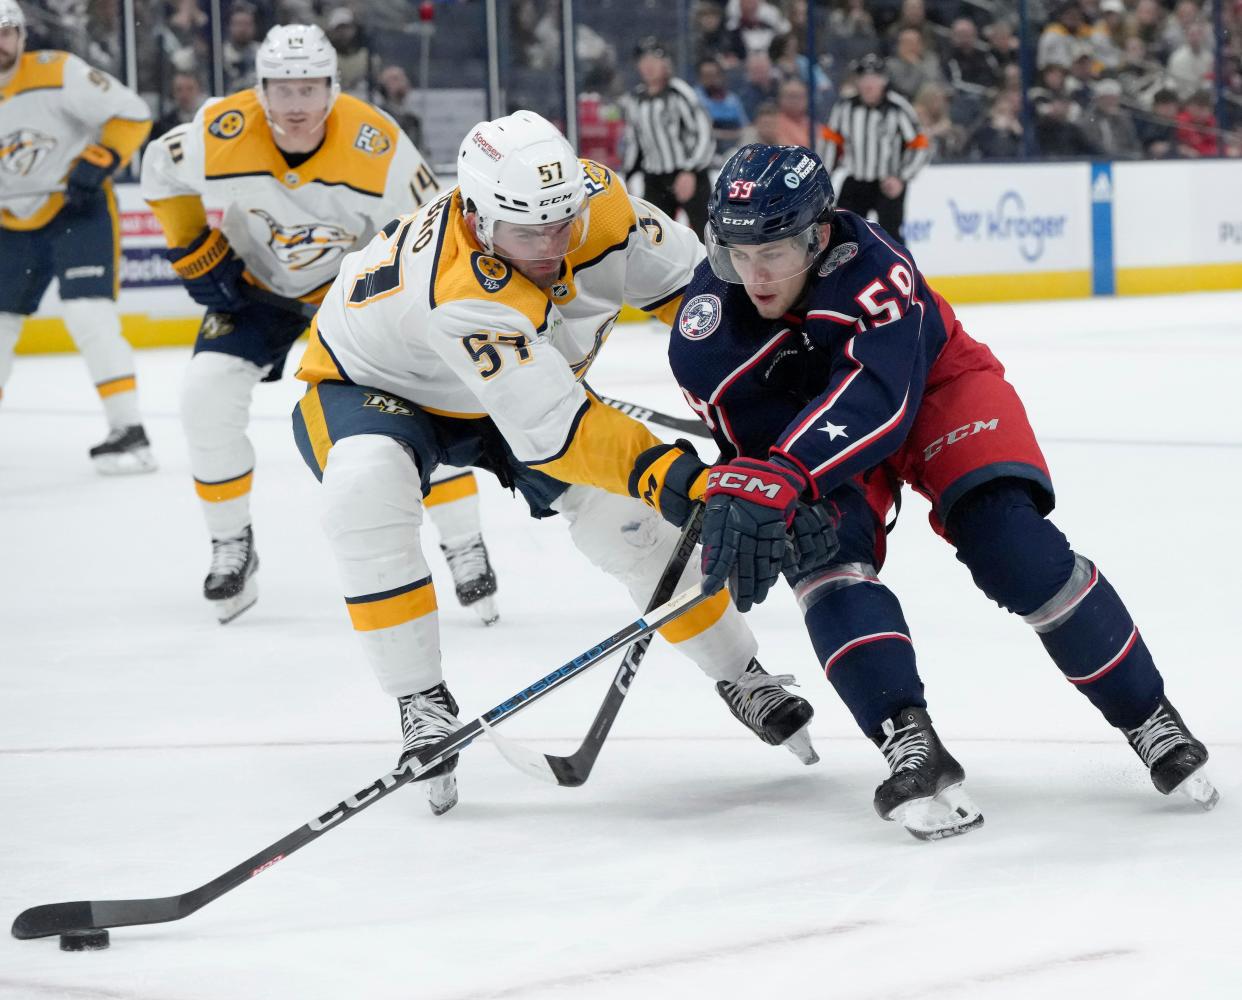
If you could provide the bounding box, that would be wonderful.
[18,0,1242,163]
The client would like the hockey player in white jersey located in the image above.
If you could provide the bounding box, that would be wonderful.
[293,111,822,816]
[0,0,155,472]
[142,24,496,624]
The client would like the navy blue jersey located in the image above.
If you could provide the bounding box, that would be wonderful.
[669,210,958,499]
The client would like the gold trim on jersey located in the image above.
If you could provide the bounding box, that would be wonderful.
[565,161,637,271]
[529,392,663,498]
[295,317,346,385]
[424,471,479,508]
[98,116,152,167]
[297,385,334,473]
[419,403,489,419]
[147,194,209,248]
[0,51,68,100]
[202,91,398,197]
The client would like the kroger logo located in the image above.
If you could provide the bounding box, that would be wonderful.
[947,191,1067,263]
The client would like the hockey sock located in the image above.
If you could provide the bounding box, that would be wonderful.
[423,468,483,543]
[0,312,22,400]
[63,298,141,428]
[950,481,1163,728]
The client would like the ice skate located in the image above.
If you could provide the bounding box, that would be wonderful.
[716,660,819,765]
[440,534,499,625]
[398,682,462,816]
[89,425,157,475]
[203,527,259,624]
[871,707,983,841]
[1124,697,1218,811]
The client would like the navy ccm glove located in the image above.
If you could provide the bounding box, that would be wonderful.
[167,227,247,311]
[64,143,121,212]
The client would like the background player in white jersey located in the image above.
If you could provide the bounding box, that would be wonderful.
[0,0,154,473]
[142,24,495,624]
[294,112,827,815]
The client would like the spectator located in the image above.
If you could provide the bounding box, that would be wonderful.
[157,0,209,77]
[1091,0,1128,70]
[887,26,943,100]
[1081,78,1143,157]
[695,57,749,160]
[1176,89,1221,156]
[1038,2,1091,70]
[769,32,833,104]
[750,101,783,144]
[985,18,1021,68]
[376,64,424,146]
[1167,21,1214,100]
[223,1,260,92]
[1067,44,1098,110]
[694,1,746,69]
[885,0,938,57]
[1136,87,1183,157]
[1162,0,1204,53]
[326,6,378,99]
[724,0,791,56]
[943,18,1001,95]
[914,82,966,160]
[737,49,782,119]
[771,77,813,146]
[1035,93,1097,155]
[152,70,205,139]
[969,88,1026,159]
[828,0,877,49]
[1118,36,1165,101]
[1129,0,1171,62]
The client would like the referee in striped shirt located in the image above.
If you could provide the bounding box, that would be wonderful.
[620,38,715,235]
[819,54,930,240]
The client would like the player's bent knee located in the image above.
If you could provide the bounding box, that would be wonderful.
[562,486,667,579]
[180,352,262,440]
[320,435,424,543]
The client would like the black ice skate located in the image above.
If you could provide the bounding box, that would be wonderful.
[398,682,461,816]
[871,707,983,841]
[1123,696,1218,810]
[89,424,157,475]
[203,527,259,624]
[440,534,499,626]
[716,660,819,765]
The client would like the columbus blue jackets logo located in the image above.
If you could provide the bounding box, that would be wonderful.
[0,129,56,177]
[250,209,356,270]
[471,253,511,293]
[679,294,721,341]
[354,123,392,156]
[209,109,246,140]
[817,241,859,277]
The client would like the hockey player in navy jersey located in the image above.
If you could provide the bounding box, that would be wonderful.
[626,143,1218,839]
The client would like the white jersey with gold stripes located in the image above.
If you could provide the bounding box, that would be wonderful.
[297,160,703,493]
[140,89,439,302]
[0,51,151,230]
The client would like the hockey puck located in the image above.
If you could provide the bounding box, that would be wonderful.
[59,929,110,951]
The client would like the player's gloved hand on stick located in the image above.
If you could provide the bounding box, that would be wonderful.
[64,144,121,212]
[783,501,841,579]
[167,227,247,312]
[628,439,709,528]
[700,456,807,613]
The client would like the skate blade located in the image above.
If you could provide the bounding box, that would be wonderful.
[782,725,820,766]
[1174,770,1220,811]
[213,577,258,625]
[890,782,985,842]
[426,773,458,816]
[93,447,158,475]
[467,596,499,626]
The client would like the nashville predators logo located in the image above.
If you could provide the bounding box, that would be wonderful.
[354,123,392,156]
[0,129,56,177]
[362,393,414,416]
[471,253,511,293]
[208,109,246,140]
[250,209,356,271]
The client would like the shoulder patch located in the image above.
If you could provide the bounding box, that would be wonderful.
[208,109,245,140]
[353,122,392,156]
[582,160,612,198]
[471,253,511,294]
[679,294,722,341]
[817,241,859,277]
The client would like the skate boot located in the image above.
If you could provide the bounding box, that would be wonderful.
[89,425,157,475]
[397,682,462,816]
[1123,696,1218,810]
[871,707,983,841]
[440,534,499,626]
[203,527,259,624]
[716,659,819,765]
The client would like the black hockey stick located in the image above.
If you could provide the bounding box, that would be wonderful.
[598,395,711,440]
[485,505,705,787]
[10,583,710,941]
[240,283,318,321]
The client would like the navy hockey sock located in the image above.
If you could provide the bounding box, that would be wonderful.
[949,482,1163,728]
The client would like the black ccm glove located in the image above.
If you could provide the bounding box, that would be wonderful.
[64,144,121,211]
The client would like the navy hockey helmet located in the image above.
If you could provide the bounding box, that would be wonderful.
[705,143,836,285]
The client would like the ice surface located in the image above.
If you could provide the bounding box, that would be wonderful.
[2,292,1240,999]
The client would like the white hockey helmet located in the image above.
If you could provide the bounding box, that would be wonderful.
[0,0,24,85]
[255,24,340,127]
[457,111,589,261]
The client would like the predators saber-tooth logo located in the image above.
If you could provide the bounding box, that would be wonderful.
[362,393,414,416]
[250,209,356,271]
[0,130,56,177]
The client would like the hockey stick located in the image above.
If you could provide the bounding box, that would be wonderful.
[10,583,710,941]
[240,283,318,321]
[598,395,711,440]
[484,505,705,786]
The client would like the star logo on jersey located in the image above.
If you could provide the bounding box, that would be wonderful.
[362,393,414,416]
[208,109,245,140]
[819,420,848,440]
[679,294,721,341]
[353,123,392,156]
[0,129,56,177]
[471,253,511,293]
[250,208,356,271]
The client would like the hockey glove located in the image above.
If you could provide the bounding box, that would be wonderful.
[783,501,841,581]
[628,439,710,528]
[167,227,247,312]
[700,457,807,613]
[64,144,121,212]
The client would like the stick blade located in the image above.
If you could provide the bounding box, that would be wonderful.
[12,902,97,939]
[480,719,574,786]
